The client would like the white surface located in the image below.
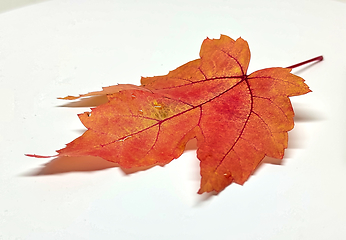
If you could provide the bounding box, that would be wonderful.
[0,0,345,239]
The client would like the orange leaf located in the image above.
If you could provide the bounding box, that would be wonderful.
[31,35,315,194]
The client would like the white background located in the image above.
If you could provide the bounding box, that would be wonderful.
[0,0,345,239]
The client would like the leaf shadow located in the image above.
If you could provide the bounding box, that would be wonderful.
[24,155,157,176]
[292,102,325,122]
[58,95,109,108]
[24,139,197,177]
[27,90,323,201]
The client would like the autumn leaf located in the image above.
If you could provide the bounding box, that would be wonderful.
[28,35,321,194]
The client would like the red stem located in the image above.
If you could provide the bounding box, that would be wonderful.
[286,55,323,69]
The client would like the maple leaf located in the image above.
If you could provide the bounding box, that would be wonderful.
[28,35,321,194]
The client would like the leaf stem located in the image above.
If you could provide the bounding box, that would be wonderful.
[286,55,323,69]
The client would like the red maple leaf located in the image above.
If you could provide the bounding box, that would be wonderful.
[28,35,322,194]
